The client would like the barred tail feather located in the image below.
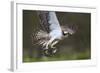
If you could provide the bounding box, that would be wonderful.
[31,30,49,46]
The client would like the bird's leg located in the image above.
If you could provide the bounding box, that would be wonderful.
[51,41,58,48]
[42,37,55,56]
[45,37,55,50]
[50,40,59,54]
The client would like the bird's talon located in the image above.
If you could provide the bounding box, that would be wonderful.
[52,48,57,54]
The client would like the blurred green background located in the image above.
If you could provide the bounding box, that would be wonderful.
[23,10,91,62]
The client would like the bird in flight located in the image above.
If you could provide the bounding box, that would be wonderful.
[32,11,75,56]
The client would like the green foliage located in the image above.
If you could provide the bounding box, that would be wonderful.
[23,48,90,62]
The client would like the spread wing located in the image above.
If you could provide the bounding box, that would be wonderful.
[31,11,50,46]
[37,11,62,33]
[48,12,62,31]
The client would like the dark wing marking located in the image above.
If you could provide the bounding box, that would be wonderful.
[37,11,50,33]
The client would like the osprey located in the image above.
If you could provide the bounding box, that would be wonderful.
[33,11,75,56]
